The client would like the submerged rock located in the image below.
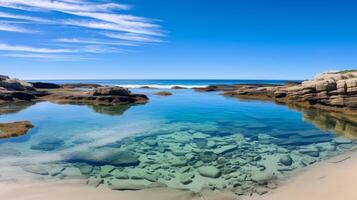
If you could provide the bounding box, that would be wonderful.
[61,167,84,179]
[301,157,317,166]
[199,151,218,162]
[213,145,237,154]
[198,166,221,178]
[155,91,172,96]
[67,149,140,167]
[77,164,93,175]
[147,182,168,188]
[251,170,276,183]
[100,165,115,178]
[179,173,194,185]
[108,179,146,190]
[333,137,352,145]
[22,165,49,175]
[87,177,103,188]
[279,154,293,166]
[30,138,64,151]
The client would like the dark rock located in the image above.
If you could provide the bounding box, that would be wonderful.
[171,86,187,89]
[279,154,293,166]
[31,82,61,89]
[91,87,131,96]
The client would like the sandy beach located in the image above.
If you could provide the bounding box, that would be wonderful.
[0,150,356,200]
[246,149,357,200]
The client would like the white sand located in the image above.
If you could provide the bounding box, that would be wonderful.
[0,150,356,200]
[248,150,357,200]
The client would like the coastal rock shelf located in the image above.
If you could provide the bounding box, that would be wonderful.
[0,75,149,106]
[196,70,357,116]
[41,86,148,105]
[13,121,357,197]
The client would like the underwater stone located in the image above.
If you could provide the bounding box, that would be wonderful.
[191,132,210,139]
[108,179,146,190]
[299,146,320,157]
[147,182,168,188]
[199,151,218,162]
[251,170,275,183]
[217,157,228,165]
[144,173,159,182]
[213,145,237,155]
[255,186,269,195]
[334,137,352,145]
[206,140,216,148]
[22,165,49,176]
[179,173,193,185]
[100,165,115,178]
[30,138,64,151]
[145,140,158,146]
[179,166,191,173]
[67,149,140,167]
[185,153,195,161]
[87,177,103,188]
[77,164,93,175]
[171,148,189,156]
[171,158,188,167]
[198,166,221,178]
[61,167,84,179]
[114,171,129,179]
[279,154,293,166]
[316,143,336,151]
[48,166,65,176]
[301,157,316,166]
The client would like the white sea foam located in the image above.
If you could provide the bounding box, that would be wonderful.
[115,84,207,89]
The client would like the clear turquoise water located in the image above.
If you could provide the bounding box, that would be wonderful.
[0,88,355,195]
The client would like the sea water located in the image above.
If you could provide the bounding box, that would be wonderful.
[0,83,355,195]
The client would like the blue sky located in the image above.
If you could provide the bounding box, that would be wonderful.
[0,0,356,80]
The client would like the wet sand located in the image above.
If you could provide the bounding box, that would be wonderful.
[0,150,356,200]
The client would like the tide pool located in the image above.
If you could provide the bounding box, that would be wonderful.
[0,89,355,195]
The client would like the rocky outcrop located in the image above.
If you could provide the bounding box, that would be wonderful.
[203,71,357,115]
[61,83,101,89]
[0,121,34,139]
[0,78,35,91]
[42,86,148,105]
[0,75,149,106]
[0,75,48,102]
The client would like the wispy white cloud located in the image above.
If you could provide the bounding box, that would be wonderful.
[0,11,50,23]
[62,20,161,36]
[0,53,94,61]
[0,22,34,33]
[0,0,130,12]
[55,38,137,46]
[0,43,74,53]
[104,33,163,43]
[0,0,165,60]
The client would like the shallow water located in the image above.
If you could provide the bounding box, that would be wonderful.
[0,89,356,195]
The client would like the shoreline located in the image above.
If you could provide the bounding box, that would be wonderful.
[0,149,356,200]
[246,148,357,200]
